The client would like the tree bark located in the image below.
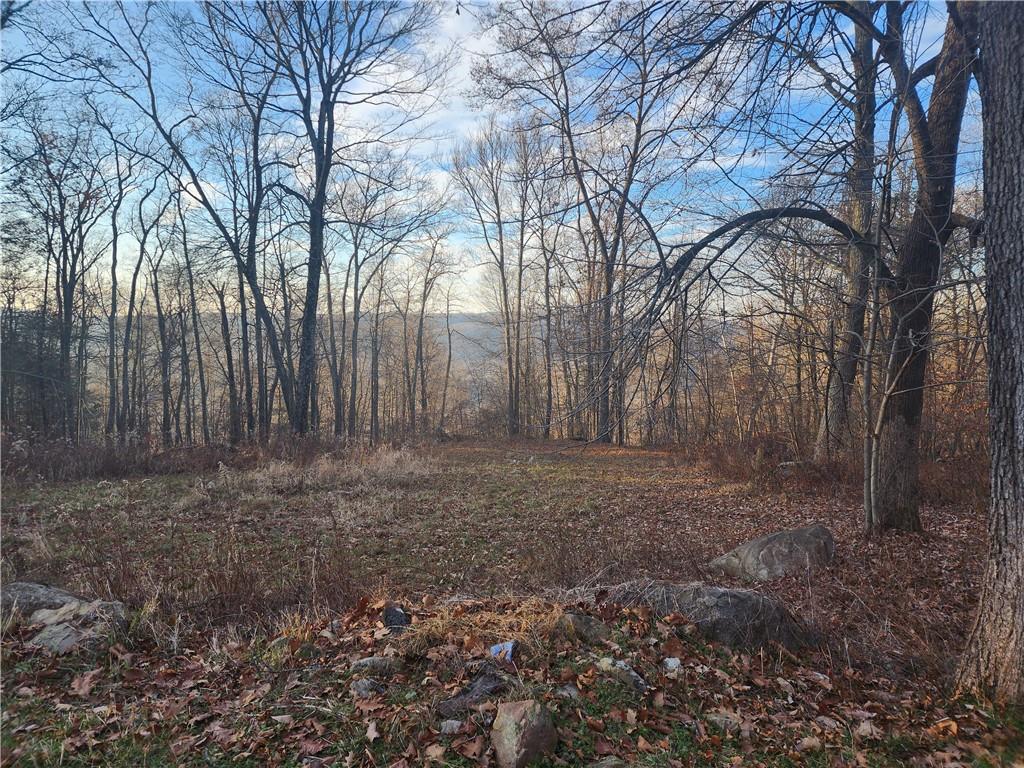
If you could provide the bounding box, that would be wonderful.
[869,7,977,531]
[956,0,1024,704]
[214,283,241,446]
[815,10,875,460]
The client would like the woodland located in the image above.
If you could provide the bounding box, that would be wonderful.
[0,1,1022,766]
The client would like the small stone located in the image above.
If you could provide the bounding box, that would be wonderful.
[491,699,557,768]
[382,604,411,633]
[662,656,682,673]
[596,657,648,693]
[588,759,627,768]
[706,710,741,734]
[439,719,463,735]
[350,656,399,677]
[554,613,610,644]
[350,678,384,699]
[555,683,581,700]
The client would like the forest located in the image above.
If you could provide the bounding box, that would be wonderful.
[1,1,1022,766]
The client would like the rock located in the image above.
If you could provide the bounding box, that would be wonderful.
[601,580,806,650]
[30,598,126,630]
[18,592,126,655]
[1,582,82,618]
[439,719,463,735]
[776,460,808,478]
[437,666,509,717]
[350,678,385,699]
[706,710,741,734]
[350,656,399,677]
[491,699,557,768]
[554,612,610,644]
[707,524,835,582]
[555,683,581,700]
[30,623,93,655]
[596,657,648,693]
[382,603,411,633]
[588,759,627,768]
[662,656,682,673]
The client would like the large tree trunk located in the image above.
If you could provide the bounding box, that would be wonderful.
[956,0,1024,704]
[106,212,119,440]
[237,269,254,439]
[153,271,173,449]
[815,11,875,460]
[347,265,362,440]
[215,284,242,446]
[869,8,977,532]
[293,202,325,434]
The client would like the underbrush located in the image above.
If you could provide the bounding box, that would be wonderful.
[697,435,987,510]
[0,432,392,485]
[1,447,439,646]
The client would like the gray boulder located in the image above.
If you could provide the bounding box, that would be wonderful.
[25,598,126,655]
[707,524,835,582]
[602,580,806,651]
[1,582,82,617]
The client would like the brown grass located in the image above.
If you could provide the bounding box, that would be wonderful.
[0,439,988,687]
[399,597,565,657]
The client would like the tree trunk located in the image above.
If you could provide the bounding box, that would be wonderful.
[869,8,977,532]
[215,284,241,446]
[153,270,173,449]
[293,201,325,434]
[237,268,254,439]
[348,264,362,440]
[179,205,211,445]
[815,10,875,460]
[956,0,1024,704]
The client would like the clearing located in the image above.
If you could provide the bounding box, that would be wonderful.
[1,441,1019,766]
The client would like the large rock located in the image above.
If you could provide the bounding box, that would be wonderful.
[30,598,126,629]
[1,582,82,617]
[27,598,126,655]
[707,524,835,582]
[491,699,557,768]
[2,582,126,655]
[602,580,806,651]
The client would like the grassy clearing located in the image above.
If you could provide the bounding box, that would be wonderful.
[1,441,984,676]
[2,440,1014,766]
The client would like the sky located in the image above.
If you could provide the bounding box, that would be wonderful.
[1,1,982,317]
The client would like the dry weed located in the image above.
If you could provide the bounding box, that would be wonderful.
[399,597,564,658]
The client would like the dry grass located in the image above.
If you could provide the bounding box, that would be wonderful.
[398,597,565,657]
[0,439,988,687]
